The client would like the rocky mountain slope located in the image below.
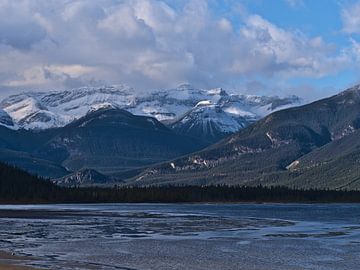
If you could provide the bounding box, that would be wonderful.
[53,168,112,187]
[127,85,360,190]
[0,108,207,179]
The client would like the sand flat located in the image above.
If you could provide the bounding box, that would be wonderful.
[0,251,38,270]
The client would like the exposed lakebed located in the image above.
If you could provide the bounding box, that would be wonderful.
[0,203,359,269]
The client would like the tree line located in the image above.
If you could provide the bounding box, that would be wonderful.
[2,162,360,203]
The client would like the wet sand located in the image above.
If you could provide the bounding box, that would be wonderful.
[0,251,38,270]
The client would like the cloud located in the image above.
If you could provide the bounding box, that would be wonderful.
[0,1,47,50]
[233,15,349,78]
[349,38,360,62]
[285,0,304,8]
[341,1,360,34]
[0,0,355,98]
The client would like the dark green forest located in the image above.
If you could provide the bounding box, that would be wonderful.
[2,162,360,203]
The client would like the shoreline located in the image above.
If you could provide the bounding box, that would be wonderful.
[3,185,360,204]
[1,201,360,205]
[0,251,38,270]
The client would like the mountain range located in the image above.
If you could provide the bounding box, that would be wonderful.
[0,84,301,140]
[129,85,360,190]
[0,84,302,186]
[5,84,360,190]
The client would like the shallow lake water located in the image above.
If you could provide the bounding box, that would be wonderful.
[0,203,359,270]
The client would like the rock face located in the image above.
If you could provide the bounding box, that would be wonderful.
[53,169,112,187]
[127,85,360,190]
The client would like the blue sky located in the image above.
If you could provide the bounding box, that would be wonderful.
[190,0,360,99]
[0,0,360,100]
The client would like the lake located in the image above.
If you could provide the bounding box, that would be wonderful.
[0,203,359,269]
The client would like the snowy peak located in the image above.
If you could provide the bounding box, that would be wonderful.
[125,84,229,121]
[170,100,252,142]
[1,94,57,129]
[168,92,302,142]
[0,85,136,129]
[39,85,135,108]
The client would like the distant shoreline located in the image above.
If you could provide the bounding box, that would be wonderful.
[2,185,360,204]
[2,201,360,205]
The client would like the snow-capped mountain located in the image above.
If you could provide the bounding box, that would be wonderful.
[128,84,228,121]
[169,91,302,142]
[0,84,302,134]
[170,101,250,142]
[0,85,136,130]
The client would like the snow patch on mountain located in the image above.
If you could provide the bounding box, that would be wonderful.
[196,100,212,106]
[0,108,14,128]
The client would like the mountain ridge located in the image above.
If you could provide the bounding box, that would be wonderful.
[0,85,302,137]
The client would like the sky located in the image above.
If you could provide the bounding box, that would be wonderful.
[1,0,360,100]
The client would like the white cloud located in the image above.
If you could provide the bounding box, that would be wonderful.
[0,0,354,97]
[342,1,360,34]
[4,64,97,89]
[232,15,349,78]
[349,38,360,61]
[285,0,304,8]
[218,18,233,33]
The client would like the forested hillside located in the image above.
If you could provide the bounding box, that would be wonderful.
[0,163,60,202]
[2,162,360,203]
